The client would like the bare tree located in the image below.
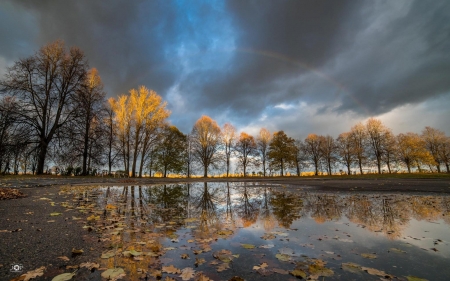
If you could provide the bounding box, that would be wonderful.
[293,139,307,176]
[336,132,354,175]
[222,123,236,177]
[382,130,397,173]
[350,122,367,174]
[0,40,88,174]
[319,135,337,176]
[257,128,271,177]
[74,68,106,175]
[235,132,258,176]
[304,134,322,176]
[366,118,389,174]
[191,115,222,177]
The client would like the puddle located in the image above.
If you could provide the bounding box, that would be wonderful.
[60,182,450,280]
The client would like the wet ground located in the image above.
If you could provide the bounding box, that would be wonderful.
[1,181,450,280]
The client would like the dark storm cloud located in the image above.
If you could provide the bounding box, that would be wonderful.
[178,0,355,118]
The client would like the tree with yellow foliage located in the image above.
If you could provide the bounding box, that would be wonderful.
[396,132,433,173]
[191,115,222,177]
[109,86,169,177]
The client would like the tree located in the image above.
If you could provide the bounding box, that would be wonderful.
[74,68,106,175]
[336,132,354,175]
[422,127,445,172]
[105,99,119,174]
[268,131,295,176]
[438,137,450,173]
[396,133,430,173]
[222,123,236,177]
[154,125,186,177]
[0,40,88,174]
[319,135,337,176]
[366,118,389,174]
[293,139,307,176]
[191,115,222,177]
[257,128,271,177]
[382,130,397,173]
[109,86,169,177]
[304,134,322,176]
[350,122,367,174]
[235,132,258,176]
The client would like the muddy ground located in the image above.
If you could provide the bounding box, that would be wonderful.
[1,175,450,280]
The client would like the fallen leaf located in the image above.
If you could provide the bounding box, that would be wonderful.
[261,233,276,240]
[241,244,256,249]
[19,266,45,281]
[179,267,195,280]
[341,262,363,274]
[101,250,116,259]
[71,248,83,254]
[389,248,406,253]
[51,273,75,281]
[406,276,428,281]
[259,244,274,249]
[181,253,190,259]
[361,253,377,259]
[275,253,291,262]
[50,213,62,216]
[195,258,206,266]
[361,266,393,278]
[309,264,334,277]
[217,263,230,272]
[253,263,268,270]
[101,268,125,279]
[272,268,289,275]
[57,256,70,262]
[290,269,307,279]
[195,273,212,281]
[80,262,99,270]
[162,265,181,274]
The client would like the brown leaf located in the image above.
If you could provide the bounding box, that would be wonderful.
[181,253,190,259]
[179,267,196,280]
[162,265,181,274]
[57,256,70,262]
[80,262,99,270]
[195,258,206,266]
[272,268,289,275]
[217,263,230,272]
[20,266,46,281]
[195,273,212,281]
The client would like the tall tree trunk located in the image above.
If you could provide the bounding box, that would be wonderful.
[445,163,449,173]
[263,159,266,177]
[82,118,90,175]
[296,161,301,176]
[377,157,381,174]
[280,158,284,176]
[204,165,208,178]
[359,161,363,175]
[347,165,351,175]
[436,164,441,173]
[36,141,48,175]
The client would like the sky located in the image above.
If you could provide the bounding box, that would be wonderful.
[1,0,449,139]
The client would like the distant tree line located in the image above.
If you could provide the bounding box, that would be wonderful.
[1,41,449,176]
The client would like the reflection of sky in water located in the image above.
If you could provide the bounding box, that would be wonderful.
[89,182,450,280]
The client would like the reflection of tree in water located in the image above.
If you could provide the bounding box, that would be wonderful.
[192,182,221,238]
[307,194,343,224]
[260,187,275,231]
[410,196,442,221]
[269,190,303,228]
[379,197,409,239]
[145,184,187,224]
[442,197,450,225]
[344,195,409,239]
[235,183,261,227]
[346,195,378,229]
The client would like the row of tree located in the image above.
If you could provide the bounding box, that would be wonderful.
[1,41,449,176]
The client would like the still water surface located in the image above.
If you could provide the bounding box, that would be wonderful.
[66,182,450,280]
